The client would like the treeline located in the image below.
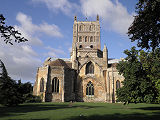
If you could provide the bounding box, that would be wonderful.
[116,0,160,104]
[0,60,41,106]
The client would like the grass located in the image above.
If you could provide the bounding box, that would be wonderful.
[0,102,160,120]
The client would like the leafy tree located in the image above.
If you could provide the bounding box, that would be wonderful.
[0,14,28,45]
[128,0,160,50]
[116,47,157,104]
[0,60,20,106]
[0,60,39,106]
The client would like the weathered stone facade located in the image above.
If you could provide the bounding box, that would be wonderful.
[33,16,124,102]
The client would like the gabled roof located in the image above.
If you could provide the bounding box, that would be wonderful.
[49,59,70,68]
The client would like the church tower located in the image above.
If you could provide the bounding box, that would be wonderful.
[71,15,102,70]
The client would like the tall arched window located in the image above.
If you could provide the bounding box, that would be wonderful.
[90,36,93,42]
[40,78,44,92]
[86,62,94,74]
[79,25,82,31]
[85,36,87,42]
[86,81,94,96]
[116,80,120,90]
[79,36,82,42]
[52,77,59,93]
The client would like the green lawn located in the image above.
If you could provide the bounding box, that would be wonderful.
[0,102,160,120]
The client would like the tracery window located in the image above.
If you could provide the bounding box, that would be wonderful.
[86,62,94,74]
[86,81,94,96]
[116,80,120,90]
[52,77,59,93]
[40,78,44,92]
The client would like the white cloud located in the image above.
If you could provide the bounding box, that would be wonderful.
[15,12,63,46]
[45,46,66,57]
[0,40,41,83]
[32,0,79,15]
[32,0,133,35]
[0,12,64,83]
[80,0,133,35]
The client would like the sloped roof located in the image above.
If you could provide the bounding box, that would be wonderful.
[49,59,70,68]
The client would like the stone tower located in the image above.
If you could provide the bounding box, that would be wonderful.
[71,15,102,70]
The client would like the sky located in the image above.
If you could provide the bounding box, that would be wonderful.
[0,0,138,84]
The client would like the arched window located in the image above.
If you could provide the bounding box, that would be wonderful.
[116,80,120,90]
[90,36,93,42]
[89,25,92,31]
[79,25,82,31]
[79,36,82,42]
[85,36,88,42]
[86,62,94,74]
[40,78,44,92]
[86,81,94,96]
[52,77,59,93]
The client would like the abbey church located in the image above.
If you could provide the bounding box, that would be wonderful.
[33,16,124,103]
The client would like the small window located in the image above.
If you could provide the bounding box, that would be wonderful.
[86,81,94,96]
[52,77,59,93]
[89,25,92,31]
[90,45,93,48]
[79,36,82,42]
[79,45,82,48]
[85,36,88,42]
[79,25,82,31]
[90,36,93,42]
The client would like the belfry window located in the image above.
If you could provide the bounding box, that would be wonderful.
[86,81,94,96]
[85,36,87,42]
[79,25,82,31]
[52,77,59,93]
[90,36,93,42]
[86,62,94,74]
[116,80,120,90]
[40,78,44,92]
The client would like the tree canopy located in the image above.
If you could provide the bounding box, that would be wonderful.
[116,47,158,104]
[128,0,160,50]
[0,14,28,45]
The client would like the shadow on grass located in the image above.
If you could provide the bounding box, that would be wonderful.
[134,106,160,111]
[63,112,160,120]
[0,103,103,118]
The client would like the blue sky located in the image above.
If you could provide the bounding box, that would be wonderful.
[0,0,138,83]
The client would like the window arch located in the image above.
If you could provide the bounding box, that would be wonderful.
[116,80,120,90]
[52,77,59,93]
[86,81,94,96]
[86,62,94,74]
[79,36,82,42]
[40,78,44,92]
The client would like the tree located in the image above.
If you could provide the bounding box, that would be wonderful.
[0,60,37,106]
[116,47,157,104]
[0,60,20,106]
[128,0,160,51]
[0,14,28,45]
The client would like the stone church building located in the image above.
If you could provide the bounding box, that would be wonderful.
[33,16,124,103]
